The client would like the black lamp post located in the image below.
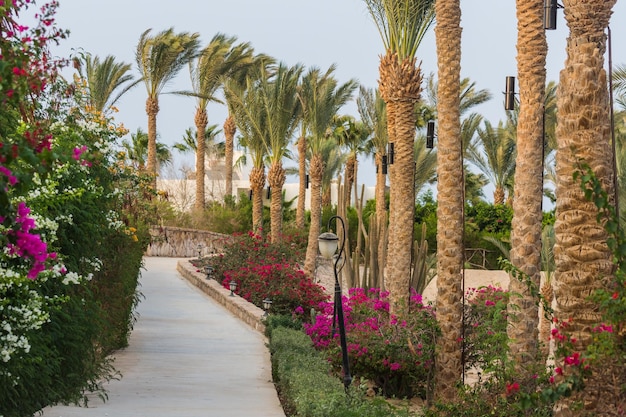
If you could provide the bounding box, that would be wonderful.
[229,280,237,297]
[318,215,352,390]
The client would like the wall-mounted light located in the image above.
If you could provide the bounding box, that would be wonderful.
[249,189,253,200]
[387,142,395,165]
[305,174,309,189]
[426,120,436,149]
[544,0,562,30]
[382,155,388,175]
[505,76,516,111]
[266,186,271,199]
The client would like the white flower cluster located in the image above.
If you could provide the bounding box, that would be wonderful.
[106,210,125,231]
[0,278,50,363]
[81,257,102,272]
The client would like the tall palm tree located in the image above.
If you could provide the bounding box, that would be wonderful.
[319,137,348,208]
[507,0,548,373]
[262,63,302,243]
[357,86,389,283]
[300,65,357,278]
[135,28,200,186]
[75,53,140,114]
[223,54,272,201]
[179,34,254,210]
[363,0,435,314]
[433,0,463,401]
[466,120,517,205]
[332,115,370,206]
[121,128,172,171]
[553,1,616,414]
[225,71,268,233]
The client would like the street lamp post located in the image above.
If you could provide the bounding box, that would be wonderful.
[318,215,352,390]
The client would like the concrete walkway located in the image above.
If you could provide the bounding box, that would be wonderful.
[41,256,285,417]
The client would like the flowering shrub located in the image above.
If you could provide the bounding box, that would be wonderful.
[463,285,509,378]
[209,231,328,315]
[1,2,150,414]
[305,288,439,399]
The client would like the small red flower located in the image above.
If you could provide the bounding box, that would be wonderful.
[506,382,520,395]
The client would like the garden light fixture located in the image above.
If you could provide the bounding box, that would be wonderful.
[229,280,237,297]
[318,215,352,390]
[262,297,272,317]
[205,265,214,280]
[197,244,202,259]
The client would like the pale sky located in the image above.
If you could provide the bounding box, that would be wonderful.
[47,0,626,195]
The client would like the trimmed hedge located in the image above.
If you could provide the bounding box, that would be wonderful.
[267,320,413,417]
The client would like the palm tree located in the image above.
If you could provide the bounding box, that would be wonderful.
[466,120,517,205]
[121,128,172,171]
[319,136,348,208]
[507,0,548,373]
[332,115,370,206]
[413,135,437,195]
[223,54,272,201]
[433,0,463,401]
[363,0,435,315]
[135,28,200,186]
[261,63,302,243]
[299,65,357,279]
[553,1,616,415]
[179,34,254,210]
[225,71,267,233]
[75,53,140,114]
[357,86,389,283]
[173,125,223,159]
[614,63,626,96]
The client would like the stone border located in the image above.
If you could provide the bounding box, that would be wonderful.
[176,259,266,334]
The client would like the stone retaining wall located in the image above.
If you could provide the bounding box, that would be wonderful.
[176,258,266,334]
[146,226,233,257]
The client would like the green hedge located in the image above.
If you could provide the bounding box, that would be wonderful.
[267,321,413,417]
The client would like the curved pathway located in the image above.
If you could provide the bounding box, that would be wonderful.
[41,256,285,417]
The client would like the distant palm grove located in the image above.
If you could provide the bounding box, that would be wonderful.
[2,0,626,416]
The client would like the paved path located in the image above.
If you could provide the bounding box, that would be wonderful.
[41,256,285,417]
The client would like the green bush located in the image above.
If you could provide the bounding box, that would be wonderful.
[269,326,413,417]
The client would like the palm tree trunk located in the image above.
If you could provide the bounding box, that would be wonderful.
[493,186,505,205]
[296,136,307,229]
[375,152,387,286]
[553,1,616,415]
[386,99,416,315]
[224,114,236,200]
[434,0,464,401]
[195,107,208,211]
[268,161,285,243]
[344,154,356,206]
[145,96,159,188]
[508,0,547,372]
[304,154,324,278]
[378,51,422,316]
[250,166,265,236]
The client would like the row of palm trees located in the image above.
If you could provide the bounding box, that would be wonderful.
[72,0,626,409]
